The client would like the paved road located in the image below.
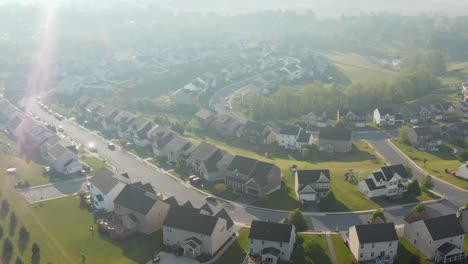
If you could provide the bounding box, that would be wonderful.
[22,96,467,231]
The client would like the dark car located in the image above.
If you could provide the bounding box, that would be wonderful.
[107,142,116,150]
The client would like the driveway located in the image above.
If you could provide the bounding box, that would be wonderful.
[146,252,199,264]
[22,177,88,202]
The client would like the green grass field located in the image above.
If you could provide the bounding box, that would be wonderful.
[215,228,249,264]
[292,234,333,264]
[391,140,465,190]
[396,238,432,264]
[81,155,107,176]
[439,62,468,86]
[331,235,356,264]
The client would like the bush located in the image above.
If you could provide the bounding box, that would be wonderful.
[1,199,9,219]
[458,150,468,162]
[15,256,24,264]
[320,191,337,211]
[3,238,13,264]
[9,212,17,236]
[404,165,414,179]
[407,179,421,196]
[288,209,308,232]
[31,243,40,264]
[421,175,434,190]
[413,203,426,213]
[213,183,226,194]
[371,209,386,223]
[18,226,30,253]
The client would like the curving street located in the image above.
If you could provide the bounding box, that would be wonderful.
[22,96,468,231]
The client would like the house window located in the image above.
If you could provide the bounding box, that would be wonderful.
[372,243,375,248]
[262,240,264,245]
[371,252,374,257]
[359,253,363,259]
[389,242,392,246]
[280,242,283,247]
[265,257,274,263]
[360,244,364,249]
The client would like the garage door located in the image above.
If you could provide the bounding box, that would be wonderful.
[300,193,316,202]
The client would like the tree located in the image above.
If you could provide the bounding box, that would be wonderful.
[399,128,410,144]
[421,175,434,190]
[287,209,308,232]
[3,238,14,264]
[371,209,386,223]
[81,253,87,264]
[301,147,310,159]
[1,199,9,219]
[31,243,40,264]
[407,179,422,196]
[404,165,414,179]
[423,158,428,167]
[18,226,30,253]
[320,191,337,212]
[9,212,17,236]
[465,200,468,209]
[459,150,468,162]
[0,226,3,240]
[15,256,24,264]
[213,183,226,195]
[413,203,426,213]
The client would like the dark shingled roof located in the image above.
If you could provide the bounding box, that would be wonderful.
[190,142,217,162]
[204,149,224,173]
[163,196,179,206]
[89,167,117,194]
[261,247,281,257]
[183,200,194,208]
[113,184,158,215]
[250,161,275,186]
[279,125,301,136]
[215,208,234,229]
[423,214,464,240]
[319,127,351,141]
[297,170,331,191]
[364,178,386,191]
[437,242,461,255]
[163,205,221,235]
[249,220,293,243]
[354,223,398,243]
[373,172,385,182]
[244,121,266,133]
[200,203,213,215]
[380,164,411,180]
[297,130,312,143]
[227,155,258,175]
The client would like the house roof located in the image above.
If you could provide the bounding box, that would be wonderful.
[297,130,312,143]
[183,200,194,208]
[363,179,386,191]
[113,183,158,215]
[261,247,281,257]
[377,108,394,116]
[227,155,258,175]
[163,196,179,206]
[164,135,191,153]
[89,167,118,194]
[200,203,213,215]
[97,105,119,119]
[250,161,275,186]
[423,214,464,240]
[215,208,234,229]
[43,134,62,147]
[163,205,222,236]
[249,220,293,243]
[85,100,102,112]
[279,125,301,136]
[244,121,266,133]
[190,142,217,162]
[131,181,156,194]
[380,164,411,180]
[354,223,398,244]
[437,242,461,256]
[155,132,176,149]
[319,127,352,141]
[404,210,432,224]
[373,172,386,182]
[297,170,331,191]
[48,144,69,160]
[77,95,91,107]
[114,111,134,123]
[132,117,151,132]
[195,108,215,121]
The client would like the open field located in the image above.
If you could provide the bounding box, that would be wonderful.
[391,140,466,190]
[186,132,435,211]
[439,61,468,86]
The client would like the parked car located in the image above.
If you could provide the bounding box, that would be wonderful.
[57,125,64,133]
[88,142,97,152]
[107,142,116,150]
[152,254,161,263]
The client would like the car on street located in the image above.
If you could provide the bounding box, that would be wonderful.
[57,125,64,133]
[107,142,116,150]
[205,196,216,203]
[88,142,97,152]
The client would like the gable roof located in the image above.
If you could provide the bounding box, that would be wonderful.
[354,223,398,244]
[279,125,301,136]
[250,161,275,186]
[89,167,118,194]
[195,108,215,121]
[97,105,119,119]
[200,203,214,215]
[380,164,411,180]
[190,142,217,162]
[377,108,394,116]
[319,127,351,141]
[437,242,462,256]
[297,170,331,191]
[204,149,225,173]
[215,208,234,229]
[249,220,293,243]
[113,183,158,215]
[423,214,464,240]
[48,144,69,160]
[297,130,312,143]
[227,155,258,175]
[163,196,179,206]
[163,205,223,236]
[363,178,386,191]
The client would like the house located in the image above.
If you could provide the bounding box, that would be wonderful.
[163,135,194,165]
[83,100,103,121]
[187,142,234,182]
[24,124,54,152]
[39,135,75,160]
[129,117,153,147]
[440,102,458,120]
[429,104,445,121]
[404,106,432,124]
[446,122,468,145]
[89,167,127,212]
[278,125,302,149]
[74,95,92,115]
[280,63,304,81]
[163,205,234,258]
[114,111,135,138]
[171,88,193,106]
[318,127,352,153]
[300,111,328,128]
[96,105,120,131]
[407,126,442,148]
[241,121,275,145]
[358,164,411,198]
[404,214,466,261]
[210,115,243,137]
[152,131,177,158]
[339,110,367,128]
[295,169,331,203]
[113,182,170,234]
[458,163,468,180]
[195,108,216,127]
[248,220,296,264]
[347,223,398,263]
[225,155,282,197]
[373,108,404,126]
[453,101,468,118]
[296,130,313,150]
[44,144,82,174]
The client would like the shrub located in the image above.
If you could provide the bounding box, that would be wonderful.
[421,175,434,190]
[288,209,308,232]
[213,183,226,194]
[371,209,386,223]
[407,179,421,196]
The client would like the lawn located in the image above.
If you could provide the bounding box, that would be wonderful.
[80,155,107,176]
[325,52,399,84]
[215,228,249,264]
[396,238,432,264]
[0,155,49,187]
[439,61,468,86]
[187,131,435,211]
[331,235,356,264]
[291,234,332,264]
[391,139,466,190]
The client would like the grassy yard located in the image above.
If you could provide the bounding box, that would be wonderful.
[187,131,435,211]
[215,228,250,264]
[0,155,49,186]
[391,139,466,190]
[396,238,432,264]
[81,155,107,176]
[331,235,356,264]
[292,234,332,264]
[439,61,468,86]
[325,52,399,84]
[0,155,161,264]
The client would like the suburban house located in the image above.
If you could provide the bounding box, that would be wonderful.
[129,117,153,147]
[95,105,120,131]
[83,100,103,122]
[225,155,282,197]
[280,63,304,81]
[373,108,404,126]
[23,124,54,152]
[74,95,92,115]
[152,131,177,158]
[339,110,367,128]
[429,104,445,121]
[210,115,243,137]
[195,108,216,127]
[248,220,296,264]
[114,111,136,138]
[300,111,328,128]
[407,126,442,148]
[89,167,127,212]
[295,169,331,203]
[347,223,398,263]
[318,127,352,153]
[113,182,170,234]
[440,102,458,120]
[404,214,466,262]
[404,105,432,124]
[162,205,234,258]
[171,88,193,106]
[458,163,468,180]
[163,135,195,165]
[44,144,82,174]
[453,101,468,118]
[278,125,302,149]
[358,164,411,198]
[241,121,276,145]
[187,142,234,182]
[39,135,75,159]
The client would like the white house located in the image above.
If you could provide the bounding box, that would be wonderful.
[300,111,328,128]
[347,223,398,263]
[463,81,468,101]
[88,167,127,212]
[277,125,302,149]
[248,220,296,264]
[359,164,411,198]
[404,214,466,262]
[280,63,304,81]
[373,108,404,126]
[295,169,331,203]
[45,144,82,174]
[458,163,468,180]
[163,205,234,258]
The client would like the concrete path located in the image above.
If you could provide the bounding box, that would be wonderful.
[21,177,88,203]
[326,232,338,264]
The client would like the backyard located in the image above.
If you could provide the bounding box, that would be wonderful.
[391,139,466,190]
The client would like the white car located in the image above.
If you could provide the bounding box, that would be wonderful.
[88,142,97,152]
